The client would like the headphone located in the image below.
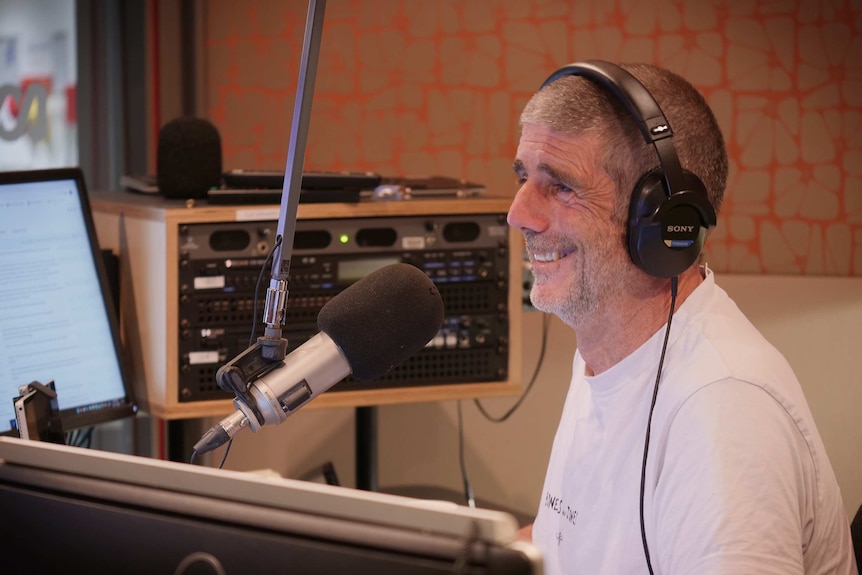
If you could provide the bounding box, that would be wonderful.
[540,60,717,278]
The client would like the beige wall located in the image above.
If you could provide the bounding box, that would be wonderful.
[716,274,862,518]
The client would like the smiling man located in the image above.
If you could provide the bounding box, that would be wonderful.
[508,61,857,575]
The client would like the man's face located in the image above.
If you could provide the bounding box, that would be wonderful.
[508,123,632,328]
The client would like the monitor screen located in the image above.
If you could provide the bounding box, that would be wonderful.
[0,168,136,435]
[0,437,542,574]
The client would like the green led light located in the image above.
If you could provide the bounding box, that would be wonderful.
[339,234,349,244]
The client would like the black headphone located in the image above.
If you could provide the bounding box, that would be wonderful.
[540,60,717,278]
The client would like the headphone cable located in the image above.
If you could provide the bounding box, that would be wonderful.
[640,276,678,575]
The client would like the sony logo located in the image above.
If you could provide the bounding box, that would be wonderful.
[667,225,695,233]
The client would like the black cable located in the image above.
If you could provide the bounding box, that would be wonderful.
[193,235,283,469]
[474,311,551,423]
[640,276,679,575]
[189,437,233,469]
[250,235,283,346]
[457,400,476,508]
[217,438,234,469]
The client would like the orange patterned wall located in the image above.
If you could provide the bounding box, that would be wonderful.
[202,0,862,276]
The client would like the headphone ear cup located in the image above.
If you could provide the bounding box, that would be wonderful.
[628,170,711,278]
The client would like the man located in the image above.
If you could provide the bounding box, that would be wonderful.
[508,61,857,574]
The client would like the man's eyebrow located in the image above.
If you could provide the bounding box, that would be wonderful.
[537,163,572,184]
[512,160,568,179]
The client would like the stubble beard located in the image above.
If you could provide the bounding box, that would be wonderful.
[528,231,629,329]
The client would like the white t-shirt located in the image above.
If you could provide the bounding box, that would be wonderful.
[533,269,857,575]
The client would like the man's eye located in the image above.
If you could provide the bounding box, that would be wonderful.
[551,182,573,194]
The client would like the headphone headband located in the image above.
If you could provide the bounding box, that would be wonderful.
[540,60,689,198]
[542,60,673,145]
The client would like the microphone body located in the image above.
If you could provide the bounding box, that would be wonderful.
[242,331,350,429]
[193,263,445,456]
[194,332,348,455]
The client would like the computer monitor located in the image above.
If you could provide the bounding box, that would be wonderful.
[0,168,137,436]
[0,437,543,574]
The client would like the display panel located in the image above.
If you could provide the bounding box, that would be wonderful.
[337,256,400,285]
[0,168,136,435]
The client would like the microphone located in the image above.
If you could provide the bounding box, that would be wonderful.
[193,263,445,456]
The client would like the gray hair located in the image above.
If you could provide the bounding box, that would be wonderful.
[520,63,728,223]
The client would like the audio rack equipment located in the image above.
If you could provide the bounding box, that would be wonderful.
[90,192,523,420]
[178,213,511,402]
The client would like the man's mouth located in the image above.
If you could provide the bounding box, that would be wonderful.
[532,249,573,263]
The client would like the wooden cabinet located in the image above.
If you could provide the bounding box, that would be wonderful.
[90,191,523,420]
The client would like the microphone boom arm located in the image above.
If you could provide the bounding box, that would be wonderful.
[215,0,327,423]
[261,0,327,360]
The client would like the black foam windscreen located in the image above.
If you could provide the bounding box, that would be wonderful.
[157,117,223,199]
[316,263,445,382]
